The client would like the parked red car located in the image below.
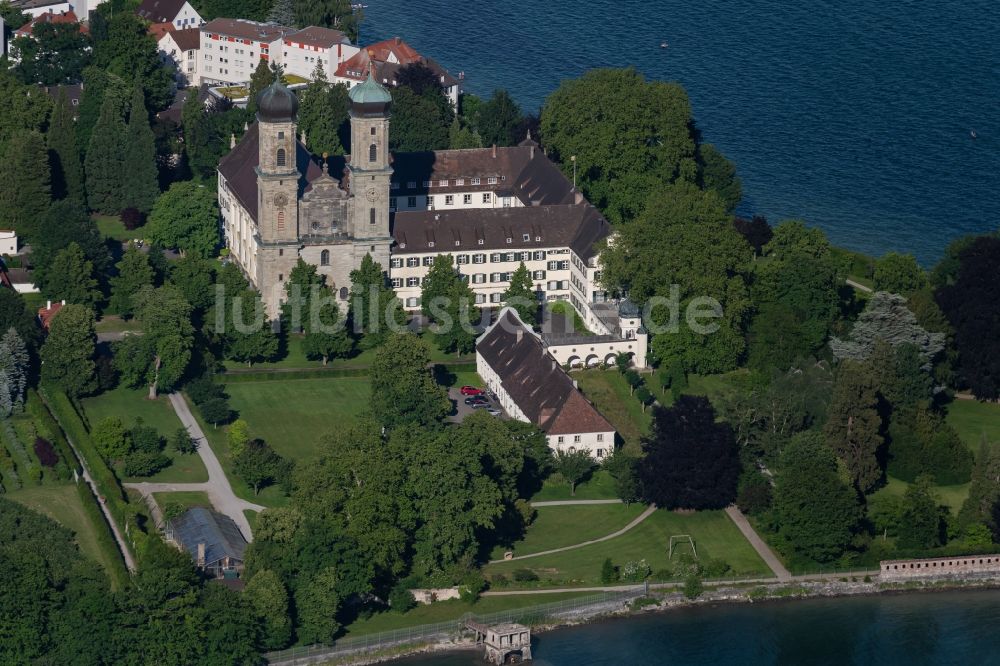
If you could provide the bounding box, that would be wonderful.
[460,386,484,396]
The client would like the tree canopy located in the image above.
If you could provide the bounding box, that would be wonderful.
[145,181,220,257]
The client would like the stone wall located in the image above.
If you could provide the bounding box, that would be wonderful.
[409,587,461,604]
[879,554,1000,580]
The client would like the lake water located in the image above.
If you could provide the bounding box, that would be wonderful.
[391,589,1000,665]
[361,0,999,265]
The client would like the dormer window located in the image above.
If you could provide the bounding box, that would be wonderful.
[478,239,484,245]
[522,234,530,241]
[506,238,512,244]
[428,241,435,248]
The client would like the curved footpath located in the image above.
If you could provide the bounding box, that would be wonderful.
[125,393,264,542]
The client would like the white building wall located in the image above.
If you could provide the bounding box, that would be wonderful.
[200,32,283,86]
[282,40,359,81]
[390,247,573,310]
[168,1,202,28]
[545,336,648,370]
[157,32,199,86]
[548,431,613,459]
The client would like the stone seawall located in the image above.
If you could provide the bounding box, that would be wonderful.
[879,554,1000,581]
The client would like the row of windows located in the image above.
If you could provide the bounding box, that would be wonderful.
[391,176,503,190]
[390,251,560,269]
[556,434,605,444]
[391,270,548,288]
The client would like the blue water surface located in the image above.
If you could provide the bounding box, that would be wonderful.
[391,589,1000,665]
[361,0,999,264]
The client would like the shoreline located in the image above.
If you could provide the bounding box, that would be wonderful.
[292,576,1000,666]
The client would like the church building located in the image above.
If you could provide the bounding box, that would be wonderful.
[217,73,616,327]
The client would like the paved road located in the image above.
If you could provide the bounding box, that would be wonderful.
[490,504,657,563]
[126,393,264,542]
[725,505,792,580]
[846,278,873,293]
[531,499,624,506]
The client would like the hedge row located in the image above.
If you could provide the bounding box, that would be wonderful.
[220,362,479,384]
[74,477,130,588]
[26,390,79,474]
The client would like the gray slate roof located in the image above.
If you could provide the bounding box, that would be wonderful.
[170,507,247,566]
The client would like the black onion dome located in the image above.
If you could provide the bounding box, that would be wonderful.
[256,81,298,122]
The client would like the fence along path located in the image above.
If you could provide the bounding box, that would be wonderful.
[264,589,644,665]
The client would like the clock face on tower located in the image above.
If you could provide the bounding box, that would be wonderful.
[366,187,379,203]
[273,193,289,208]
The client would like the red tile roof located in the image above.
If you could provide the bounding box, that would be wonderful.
[477,309,615,436]
[335,37,457,87]
[285,26,350,49]
[15,10,86,38]
[37,301,64,330]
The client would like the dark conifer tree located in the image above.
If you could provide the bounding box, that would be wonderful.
[85,96,126,213]
[47,89,85,204]
[121,85,159,213]
[0,130,51,239]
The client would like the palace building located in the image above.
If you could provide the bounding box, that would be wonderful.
[217,75,642,369]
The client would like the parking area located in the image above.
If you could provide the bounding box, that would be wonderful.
[447,386,505,423]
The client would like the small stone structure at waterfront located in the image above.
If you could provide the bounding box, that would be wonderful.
[465,620,532,664]
[880,554,1000,581]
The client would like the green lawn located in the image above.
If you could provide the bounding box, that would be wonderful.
[686,370,750,405]
[79,387,208,483]
[574,369,650,451]
[94,316,142,335]
[8,484,118,576]
[93,214,132,241]
[531,469,618,501]
[484,508,770,586]
[872,476,970,516]
[224,376,370,461]
[342,592,595,638]
[154,490,211,513]
[490,503,645,559]
[946,399,1000,454]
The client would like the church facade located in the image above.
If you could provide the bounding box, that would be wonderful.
[217,75,616,328]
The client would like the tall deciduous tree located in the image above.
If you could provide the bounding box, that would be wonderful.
[823,359,883,493]
[294,566,341,645]
[476,89,523,147]
[42,243,101,309]
[773,432,860,562]
[541,67,697,224]
[600,180,752,373]
[936,236,1000,400]
[696,143,742,213]
[0,130,51,238]
[168,255,216,312]
[30,201,111,290]
[435,278,478,355]
[874,252,927,294]
[638,395,740,509]
[369,333,450,429]
[553,449,595,496]
[297,64,349,156]
[122,86,160,214]
[733,215,773,257]
[40,304,97,397]
[91,12,173,111]
[12,21,91,85]
[243,569,291,649]
[0,67,51,154]
[109,246,155,318]
[145,181,220,257]
[348,253,403,347]
[85,95,126,213]
[47,89,85,204]
[223,288,278,366]
[388,85,452,153]
[958,438,1000,536]
[293,0,360,39]
[114,284,193,398]
[501,262,538,327]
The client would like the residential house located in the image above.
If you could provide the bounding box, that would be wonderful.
[476,307,617,459]
[335,36,462,106]
[136,0,202,29]
[9,9,87,62]
[37,300,65,330]
[156,26,200,86]
[199,18,290,86]
[280,25,359,81]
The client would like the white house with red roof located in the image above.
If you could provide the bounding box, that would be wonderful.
[334,36,461,106]
[156,25,200,85]
[280,26,359,81]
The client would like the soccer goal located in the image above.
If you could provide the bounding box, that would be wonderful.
[668,534,698,560]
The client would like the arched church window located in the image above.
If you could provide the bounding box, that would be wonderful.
[320,250,330,266]
[369,143,377,162]
[339,287,349,300]
[276,148,286,167]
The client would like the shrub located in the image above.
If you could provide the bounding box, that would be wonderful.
[624,369,642,394]
[514,498,536,528]
[701,558,731,578]
[91,416,130,461]
[459,572,486,603]
[622,559,651,582]
[512,568,538,582]
[120,208,145,230]
[33,437,59,467]
[123,450,170,477]
[683,574,704,599]
[130,422,164,454]
[635,386,654,411]
[600,557,617,584]
[26,465,42,485]
[171,427,197,454]
[198,396,233,426]
[95,355,118,392]
[185,374,226,406]
[388,584,417,613]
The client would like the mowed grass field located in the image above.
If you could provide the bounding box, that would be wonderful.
[485,508,770,586]
[574,369,651,451]
[531,469,618,502]
[7,484,119,576]
[223,376,371,461]
[489,503,646,559]
[946,399,1000,454]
